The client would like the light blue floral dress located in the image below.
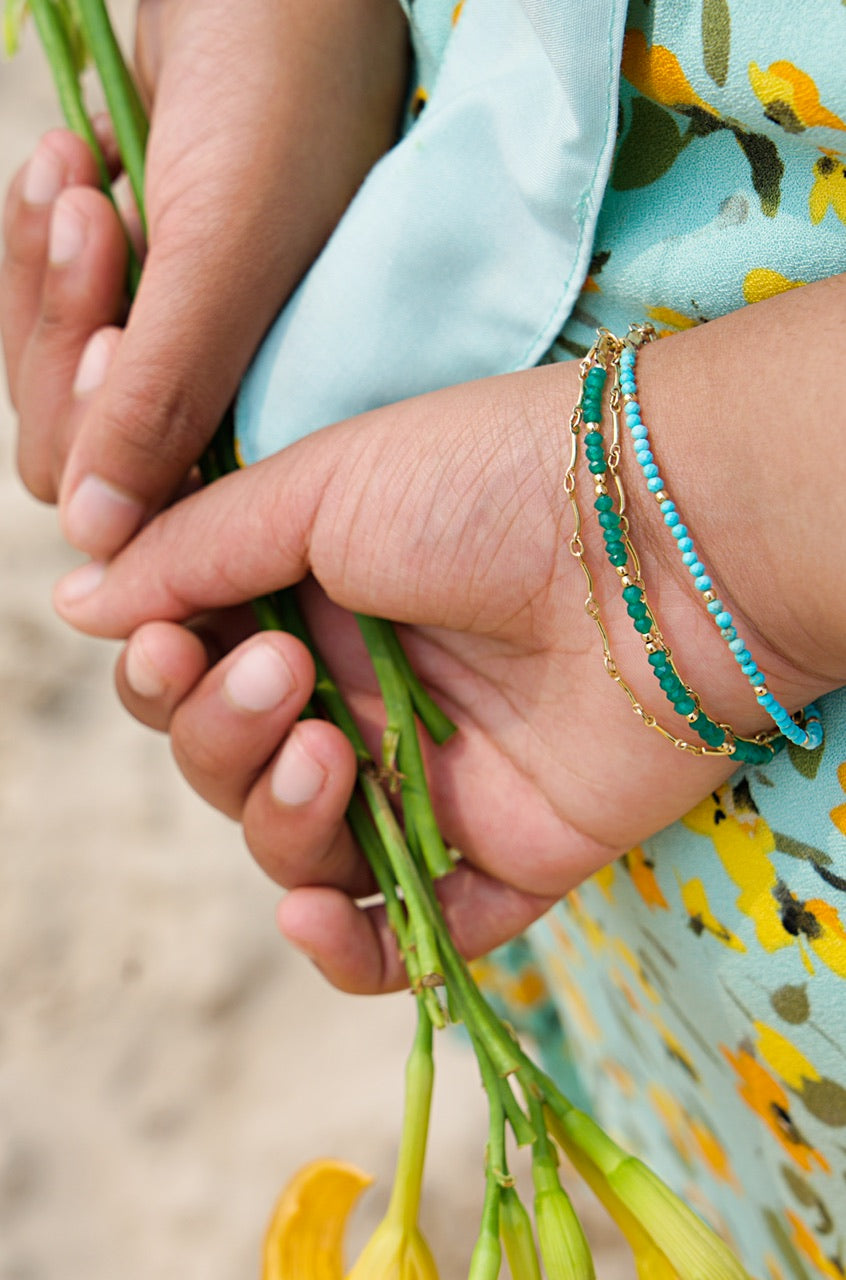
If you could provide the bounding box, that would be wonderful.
[236,2,846,1273]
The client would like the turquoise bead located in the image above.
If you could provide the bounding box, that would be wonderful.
[664,512,680,527]
[643,463,659,479]
[646,477,664,492]
[706,599,723,614]
[694,575,712,592]
[678,537,694,553]
[630,423,648,440]
[681,550,698,565]
[671,525,688,541]
[715,610,733,629]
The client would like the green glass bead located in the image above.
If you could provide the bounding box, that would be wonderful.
[648,652,667,669]
[594,495,613,512]
[622,585,642,603]
[598,511,620,529]
[608,549,627,566]
[588,460,607,474]
[675,694,696,716]
[634,617,653,634]
[584,430,602,444]
[626,601,648,621]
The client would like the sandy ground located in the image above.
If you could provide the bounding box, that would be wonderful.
[0,15,632,1278]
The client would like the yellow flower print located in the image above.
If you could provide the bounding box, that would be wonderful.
[785,1210,846,1280]
[644,305,701,334]
[593,861,617,901]
[677,875,747,951]
[748,61,846,134]
[809,154,846,224]
[830,763,846,834]
[683,786,846,978]
[622,845,669,909]
[621,30,717,116]
[720,1045,830,1173]
[742,268,806,305]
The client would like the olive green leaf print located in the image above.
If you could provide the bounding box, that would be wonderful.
[788,735,825,779]
[612,95,691,188]
[702,0,731,87]
[731,127,784,216]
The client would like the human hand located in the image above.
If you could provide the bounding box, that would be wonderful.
[1,0,407,553]
[52,295,843,993]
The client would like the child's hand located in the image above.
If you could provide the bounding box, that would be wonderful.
[1,0,407,555]
[52,288,844,992]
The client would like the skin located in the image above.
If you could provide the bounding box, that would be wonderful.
[3,8,845,996]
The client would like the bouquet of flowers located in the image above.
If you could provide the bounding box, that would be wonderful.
[7,3,754,1275]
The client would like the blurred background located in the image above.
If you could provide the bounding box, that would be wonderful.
[0,10,628,1277]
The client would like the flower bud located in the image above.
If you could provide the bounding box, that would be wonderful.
[533,1165,595,1280]
[500,1187,542,1280]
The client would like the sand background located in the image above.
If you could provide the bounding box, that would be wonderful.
[0,13,629,1277]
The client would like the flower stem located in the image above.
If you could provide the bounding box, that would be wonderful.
[75,0,148,230]
[356,614,453,879]
[387,1002,434,1233]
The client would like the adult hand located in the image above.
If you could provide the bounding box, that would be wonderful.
[1,0,408,553]
[51,280,846,992]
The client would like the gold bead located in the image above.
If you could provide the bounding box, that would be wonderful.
[686,711,699,723]
[615,564,629,576]
[703,590,716,604]
[620,574,633,588]
[654,490,668,504]
[644,640,658,655]
[754,685,768,697]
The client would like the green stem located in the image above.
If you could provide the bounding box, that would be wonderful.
[356,614,453,879]
[379,622,457,746]
[75,0,148,233]
[29,0,108,184]
[386,1003,434,1233]
[359,770,445,1001]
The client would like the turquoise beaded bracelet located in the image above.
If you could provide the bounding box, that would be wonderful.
[617,325,822,752]
[578,352,784,765]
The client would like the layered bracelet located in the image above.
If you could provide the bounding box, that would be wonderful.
[565,325,822,761]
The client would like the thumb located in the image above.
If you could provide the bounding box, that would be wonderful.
[52,370,566,640]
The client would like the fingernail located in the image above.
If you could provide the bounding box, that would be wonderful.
[54,560,106,607]
[223,643,294,713]
[124,636,167,700]
[23,144,64,206]
[271,737,326,807]
[49,196,87,265]
[73,331,114,396]
[62,475,145,552]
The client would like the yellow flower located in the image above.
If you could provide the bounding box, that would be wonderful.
[261,1159,373,1280]
[748,61,846,133]
[346,1217,439,1280]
